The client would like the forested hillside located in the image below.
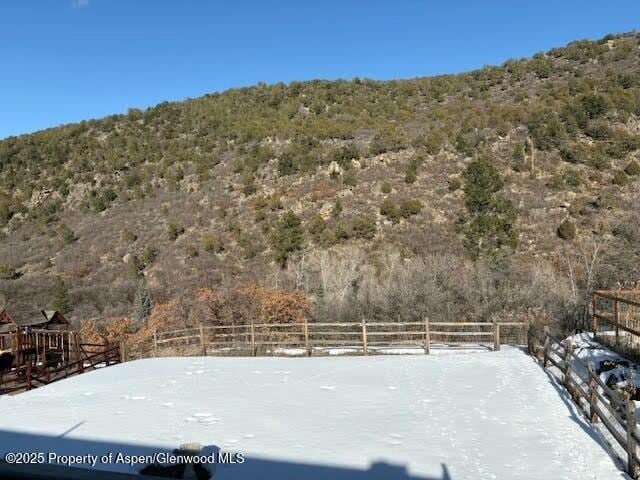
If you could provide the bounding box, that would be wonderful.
[1,32,640,333]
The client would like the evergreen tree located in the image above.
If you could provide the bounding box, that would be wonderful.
[270,210,304,267]
[50,276,71,313]
[462,158,518,259]
[131,281,152,331]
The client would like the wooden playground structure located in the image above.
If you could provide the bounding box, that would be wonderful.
[0,328,122,395]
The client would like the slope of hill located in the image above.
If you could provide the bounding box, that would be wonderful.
[1,32,640,327]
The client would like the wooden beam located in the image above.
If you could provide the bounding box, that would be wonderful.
[424,317,430,355]
[361,318,368,356]
[304,320,310,357]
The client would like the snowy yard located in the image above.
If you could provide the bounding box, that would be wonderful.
[0,348,626,479]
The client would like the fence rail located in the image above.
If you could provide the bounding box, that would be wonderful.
[592,290,640,358]
[531,327,639,478]
[131,320,528,360]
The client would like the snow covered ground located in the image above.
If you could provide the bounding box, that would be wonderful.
[0,347,626,479]
[569,332,640,391]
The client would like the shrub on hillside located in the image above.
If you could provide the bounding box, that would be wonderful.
[332,200,343,218]
[58,223,77,244]
[122,230,138,243]
[580,94,611,119]
[625,160,640,176]
[201,234,224,253]
[563,169,582,188]
[557,219,577,240]
[380,198,401,223]
[185,245,199,258]
[307,214,327,244]
[343,170,358,187]
[142,245,158,266]
[404,153,424,184]
[613,170,629,186]
[0,264,18,280]
[423,132,443,155]
[237,232,259,259]
[405,168,417,184]
[331,144,359,169]
[167,223,185,241]
[0,198,12,226]
[369,127,407,155]
[399,199,423,218]
[448,177,462,191]
[612,222,640,243]
[351,214,377,240]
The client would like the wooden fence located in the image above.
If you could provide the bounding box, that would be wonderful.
[593,290,640,357]
[531,326,640,478]
[126,320,528,360]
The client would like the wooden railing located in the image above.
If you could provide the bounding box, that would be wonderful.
[592,290,640,357]
[530,327,640,478]
[593,290,640,336]
[0,342,121,395]
[130,320,528,359]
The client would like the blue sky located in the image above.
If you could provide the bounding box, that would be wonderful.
[1,1,639,139]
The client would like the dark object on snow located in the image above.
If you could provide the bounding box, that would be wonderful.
[630,390,640,402]
[0,352,15,372]
[606,373,619,390]
[596,359,630,375]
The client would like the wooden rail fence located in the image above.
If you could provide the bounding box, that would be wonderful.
[531,327,640,478]
[130,320,528,359]
[0,342,121,395]
[592,290,640,356]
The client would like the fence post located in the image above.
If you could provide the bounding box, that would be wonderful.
[592,295,598,340]
[153,329,158,358]
[424,317,430,355]
[120,340,126,363]
[25,362,31,391]
[74,333,80,364]
[563,341,575,400]
[200,325,207,356]
[588,363,598,424]
[614,300,620,346]
[104,341,109,367]
[542,326,550,367]
[250,320,256,357]
[361,318,368,356]
[41,334,47,369]
[78,344,84,374]
[626,395,638,478]
[304,319,311,357]
[493,321,500,352]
